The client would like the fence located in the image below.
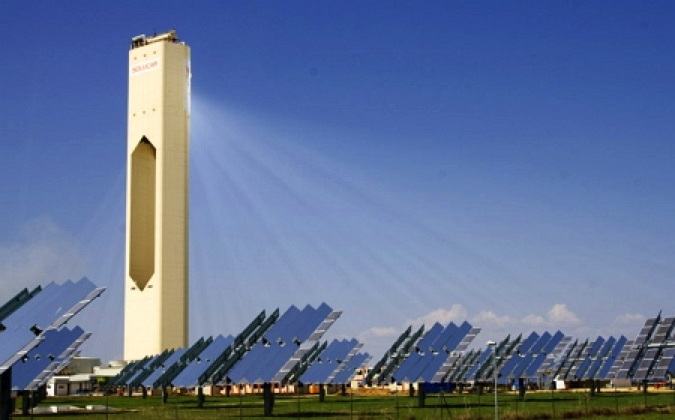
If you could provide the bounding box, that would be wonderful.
[10,385,675,419]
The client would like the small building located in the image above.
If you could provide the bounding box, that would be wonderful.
[46,357,125,397]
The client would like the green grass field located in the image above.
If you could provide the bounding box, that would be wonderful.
[13,389,675,419]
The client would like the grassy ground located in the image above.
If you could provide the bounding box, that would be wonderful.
[12,389,675,419]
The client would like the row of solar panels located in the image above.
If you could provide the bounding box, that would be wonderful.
[614,313,675,381]
[363,321,482,386]
[0,278,105,392]
[108,303,374,388]
[435,331,629,386]
[4,279,672,392]
[365,311,675,386]
[533,313,675,384]
[113,314,485,390]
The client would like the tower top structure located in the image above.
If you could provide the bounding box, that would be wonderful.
[130,30,182,49]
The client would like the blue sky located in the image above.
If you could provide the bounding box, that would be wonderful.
[1,1,674,362]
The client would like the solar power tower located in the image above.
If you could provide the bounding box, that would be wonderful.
[125,30,191,360]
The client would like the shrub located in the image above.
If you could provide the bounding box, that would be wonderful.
[560,409,583,418]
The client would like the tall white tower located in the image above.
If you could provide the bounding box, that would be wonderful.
[124,31,190,360]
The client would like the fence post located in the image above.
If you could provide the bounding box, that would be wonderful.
[297,383,301,417]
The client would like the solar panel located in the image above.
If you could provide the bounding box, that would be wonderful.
[0,278,104,374]
[111,355,156,387]
[108,359,142,387]
[0,283,60,370]
[0,286,40,324]
[489,335,523,384]
[511,354,541,380]
[477,336,519,382]
[326,341,363,384]
[310,340,352,383]
[226,306,301,384]
[534,335,571,381]
[529,331,553,354]
[587,338,605,357]
[31,331,91,390]
[373,325,425,385]
[449,350,480,383]
[11,327,88,390]
[408,333,455,382]
[272,305,340,383]
[573,357,593,381]
[553,339,579,381]
[152,337,213,388]
[634,347,660,380]
[632,316,675,381]
[596,336,626,379]
[299,339,358,384]
[497,332,539,382]
[652,348,675,380]
[507,331,560,381]
[362,326,413,386]
[596,336,615,359]
[171,335,234,387]
[418,322,475,383]
[608,339,634,379]
[498,350,529,382]
[191,312,268,387]
[142,348,187,388]
[542,331,566,355]
[517,332,541,354]
[470,336,513,383]
[635,317,659,346]
[282,341,326,385]
[582,336,614,380]
[232,310,266,349]
[392,322,444,382]
[308,308,341,342]
[653,317,675,344]
[129,349,175,388]
[613,315,659,380]
[332,352,371,384]
[261,305,322,383]
[497,355,523,384]
[208,310,279,386]
[430,326,480,383]
[563,339,590,380]
[510,354,536,379]
[224,303,338,385]
[465,347,492,381]
[125,355,162,387]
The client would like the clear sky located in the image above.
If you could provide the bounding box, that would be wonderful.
[1,1,674,362]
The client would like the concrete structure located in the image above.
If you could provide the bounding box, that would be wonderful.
[124,30,190,360]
